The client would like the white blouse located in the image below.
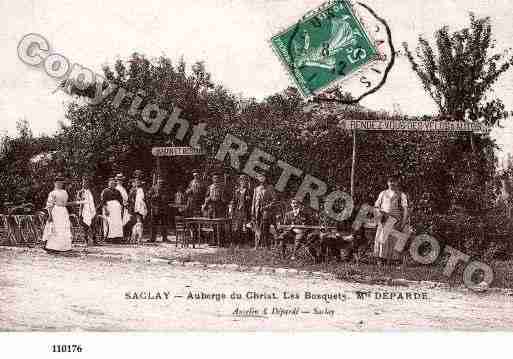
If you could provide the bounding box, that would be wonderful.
[375,189,407,216]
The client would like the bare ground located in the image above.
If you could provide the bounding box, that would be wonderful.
[1,246,513,331]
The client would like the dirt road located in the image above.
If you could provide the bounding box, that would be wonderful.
[1,247,512,331]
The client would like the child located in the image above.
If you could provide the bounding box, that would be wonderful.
[131,215,144,244]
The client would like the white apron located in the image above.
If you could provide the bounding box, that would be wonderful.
[104,200,123,238]
[80,189,96,227]
[134,187,148,218]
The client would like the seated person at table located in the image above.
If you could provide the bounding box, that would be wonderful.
[278,199,314,259]
[311,201,357,263]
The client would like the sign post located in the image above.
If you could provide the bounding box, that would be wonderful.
[351,130,357,199]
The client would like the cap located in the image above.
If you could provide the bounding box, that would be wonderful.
[115,173,125,180]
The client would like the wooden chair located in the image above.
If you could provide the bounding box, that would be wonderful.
[33,211,47,242]
[175,216,191,247]
[0,215,10,246]
[91,214,108,244]
[12,215,30,245]
[199,223,214,247]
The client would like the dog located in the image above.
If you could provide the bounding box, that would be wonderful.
[131,220,144,244]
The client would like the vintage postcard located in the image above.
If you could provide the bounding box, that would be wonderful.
[2,0,513,355]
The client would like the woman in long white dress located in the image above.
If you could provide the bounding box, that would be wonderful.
[374,176,409,266]
[43,177,73,253]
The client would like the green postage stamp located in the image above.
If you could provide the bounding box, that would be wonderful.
[270,0,378,98]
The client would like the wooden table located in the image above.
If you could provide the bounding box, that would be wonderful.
[184,217,232,247]
[168,203,187,210]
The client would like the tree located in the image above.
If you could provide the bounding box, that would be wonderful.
[60,54,239,191]
[403,13,513,126]
[0,119,60,207]
[402,13,513,212]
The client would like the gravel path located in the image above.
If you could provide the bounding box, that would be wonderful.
[1,247,512,331]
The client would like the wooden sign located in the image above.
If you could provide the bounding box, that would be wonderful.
[151,147,205,157]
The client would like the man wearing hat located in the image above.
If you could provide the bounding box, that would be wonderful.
[148,177,170,243]
[202,172,231,246]
[251,175,277,249]
[186,170,205,216]
[127,177,148,239]
[229,174,253,245]
[115,173,130,241]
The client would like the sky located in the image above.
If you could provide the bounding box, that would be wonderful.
[1,0,513,161]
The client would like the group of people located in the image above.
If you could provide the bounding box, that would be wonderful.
[41,169,250,252]
[42,171,151,253]
[270,175,410,265]
[41,168,410,267]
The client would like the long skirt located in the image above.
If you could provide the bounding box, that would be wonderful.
[43,206,72,252]
[104,200,123,239]
[373,215,402,260]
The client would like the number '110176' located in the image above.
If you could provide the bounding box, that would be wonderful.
[51,345,83,353]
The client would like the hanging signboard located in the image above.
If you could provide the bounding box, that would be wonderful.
[151,147,205,157]
[338,120,489,132]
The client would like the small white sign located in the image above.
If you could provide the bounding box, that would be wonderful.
[151,147,205,156]
[338,120,489,132]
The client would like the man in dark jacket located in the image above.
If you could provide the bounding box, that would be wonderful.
[148,178,170,243]
[203,173,231,246]
[185,171,205,217]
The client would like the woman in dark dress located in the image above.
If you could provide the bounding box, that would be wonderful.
[100,178,124,242]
